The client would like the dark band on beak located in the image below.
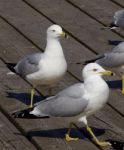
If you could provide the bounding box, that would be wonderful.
[110,72,114,76]
[100,70,115,76]
[61,32,68,38]
[64,33,68,38]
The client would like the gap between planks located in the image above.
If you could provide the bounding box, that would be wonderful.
[65,0,124,39]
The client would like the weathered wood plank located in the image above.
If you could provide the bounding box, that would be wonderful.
[67,0,124,36]
[67,0,120,24]
[110,0,124,7]
[0,111,37,150]
[21,0,124,51]
[0,0,123,54]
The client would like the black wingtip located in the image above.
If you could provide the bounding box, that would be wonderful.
[6,63,16,73]
[12,107,50,119]
[12,107,36,118]
[109,23,119,28]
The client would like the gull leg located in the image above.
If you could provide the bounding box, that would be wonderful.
[86,125,111,147]
[65,122,79,142]
[122,75,124,94]
[29,88,35,108]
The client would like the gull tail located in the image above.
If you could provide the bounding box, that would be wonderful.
[12,107,49,118]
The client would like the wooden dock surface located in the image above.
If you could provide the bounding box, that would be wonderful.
[0,0,124,149]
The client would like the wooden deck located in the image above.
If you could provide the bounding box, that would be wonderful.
[0,0,124,149]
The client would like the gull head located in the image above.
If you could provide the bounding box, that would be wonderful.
[47,24,68,39]
[82,63,114,79]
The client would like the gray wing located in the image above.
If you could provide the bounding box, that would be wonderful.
[114,10,124,27]
[96,42,124,67]
[32,83,88,117]
[14,53,42,77]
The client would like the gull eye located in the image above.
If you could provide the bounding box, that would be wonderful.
[52,30,56,32]
[93,68,98,72]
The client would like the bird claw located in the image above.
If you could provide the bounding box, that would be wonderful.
[65,134,79,142]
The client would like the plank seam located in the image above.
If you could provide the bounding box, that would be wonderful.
[0,104,42,150]
[21,0,98,55]
[66,0,124,39]
[66,0,106,26]
[110,0,124,8]
[107,103,124,117]
[0,15,44,53]
[22,0,124,54]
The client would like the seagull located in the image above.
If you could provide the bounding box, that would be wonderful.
[12,63,114,147]
[109,9,124,30]
[7,24,68,108]
[84,42,124,94]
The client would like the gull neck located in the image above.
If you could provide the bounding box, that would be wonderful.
[84,75,108,93]
[45,37,64,57]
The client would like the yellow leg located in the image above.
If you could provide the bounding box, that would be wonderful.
[65,122,79,142]
[29,88,35,108]
[122,75,124,94]
[86,125,111,147]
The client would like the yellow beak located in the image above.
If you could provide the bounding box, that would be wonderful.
[60,32,68,38]
[99,70,115,76]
